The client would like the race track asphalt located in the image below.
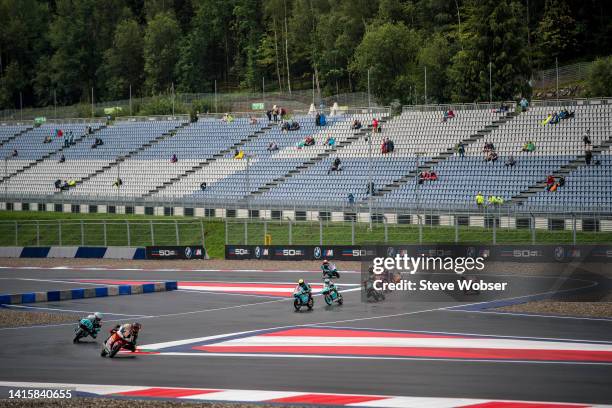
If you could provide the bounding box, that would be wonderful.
[0,264,611,405]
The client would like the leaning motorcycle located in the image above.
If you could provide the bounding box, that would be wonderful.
[100,329,136,358]
[73,319,98,343]
[293,290,314,311]
[322,287,343,306]
[322,264,340,279]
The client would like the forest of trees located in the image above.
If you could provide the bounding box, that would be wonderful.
[0,0,610,110]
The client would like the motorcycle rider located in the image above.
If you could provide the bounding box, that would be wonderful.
[323,278,338,296]
[295,279,312,300]
[321,260,339,279]
[105,322,141,352]
[74,312,103,343]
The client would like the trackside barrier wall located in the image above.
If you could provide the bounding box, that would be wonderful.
[0,281,178,305]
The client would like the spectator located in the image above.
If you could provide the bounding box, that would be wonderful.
[347,193,355,205]
[234,149,245,159]
[67,179,76,187]
[316,112,327,126]
[170,154,178,163]
[60,180,69,190]
[272,105,279,122]
[382,138,389,154]
[352,119,362,130]
[428,171,438,181]
[200,182,207,191]
[266,110,272,121]
[267,141,279,152]
[304,136,315,146]
[447,110,455,119]
[475,192,485,207]
[485,151,498,163]
[519,97,529,111]
[557,176,565,187]
[11,149,17,157]
[328,157,342,174]
[387,138,394,153]
[585,150,592,165]
[221,113,234,123]
[457,142,465,158]
[113,178,122,188]
[59,154,65,163]
[54,179,62,189]
[281,121,290,132]
[86,126,92,135]
[418,171,426,185]
[250,116,258,125]
[550,111,560,125]
[43,135,52,144]
[542,112,554,126]
[505,155,516,167]
[289,121,300,131]
[372,118,379,133]
[546,175,555,191]
[583,129,592,147]
[522,140,535,152]
[64,137,70,147]
[324,136,336,147]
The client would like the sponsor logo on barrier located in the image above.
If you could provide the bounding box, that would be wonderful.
[313,247,321,259]
[255,246,261,259]
[146,246,204,260]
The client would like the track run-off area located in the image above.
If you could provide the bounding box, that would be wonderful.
[0,262,611,407]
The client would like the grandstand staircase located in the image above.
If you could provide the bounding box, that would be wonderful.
[0,125,108,183]
[509,135,612,205]
[370,111,521,198]
[53,121,189,195]
[247,119,390,197]
[142,122,277,197]
[0,126,34,148]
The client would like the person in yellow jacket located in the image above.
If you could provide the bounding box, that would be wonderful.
[475,192,485,206]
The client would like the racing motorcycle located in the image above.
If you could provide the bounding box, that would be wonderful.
[322,286,343,306]
[293,290,314,311]
[322,263,340,279]
[73,318,99,343]
[364,279,385,302]
[100,327,136,358]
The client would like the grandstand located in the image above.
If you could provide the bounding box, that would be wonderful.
[0,100,611,226]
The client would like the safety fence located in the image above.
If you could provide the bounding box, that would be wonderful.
[0,219,206,248]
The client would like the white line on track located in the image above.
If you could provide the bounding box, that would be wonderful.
[0,266,361,273]
[176,290,283,299]
[447,308,612,322]
[4,304,151,318]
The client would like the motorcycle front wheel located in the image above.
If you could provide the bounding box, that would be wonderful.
[337,294,343,305]
[73,328,85,343]
[324,295,333,305]
[108,342,122,358]
[293,299,301,311]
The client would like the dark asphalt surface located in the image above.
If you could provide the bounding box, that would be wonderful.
[0,265,611,404]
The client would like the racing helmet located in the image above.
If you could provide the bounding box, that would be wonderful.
[132,322,142,332]
[322,259,329,264]
[94,312,103,321]
[298,279,304,285]
[87,314,95,320]
[324,278,330,284]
